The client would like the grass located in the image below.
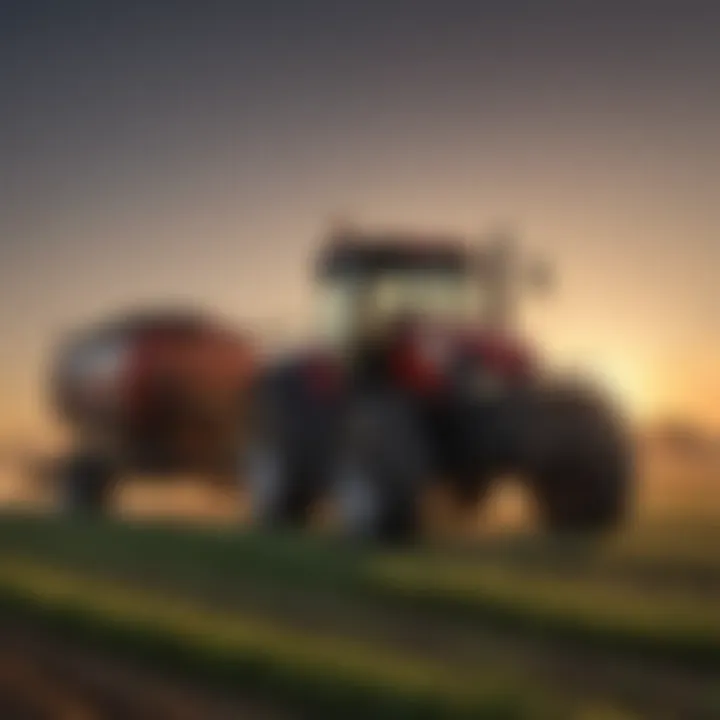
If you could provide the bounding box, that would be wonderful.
[0,513,719,716]
[0,555,592,720]
[1,515,720,667]
[367,553,720,668]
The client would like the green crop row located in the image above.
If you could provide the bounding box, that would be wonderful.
[4,514,720,594]
[1,514,719,671]
[0,557,624,720]
[4,513,720,587]
[364,555,720,669]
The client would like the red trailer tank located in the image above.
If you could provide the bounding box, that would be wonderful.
[51,308,256,512]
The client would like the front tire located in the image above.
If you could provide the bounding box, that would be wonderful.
[331,395,429,545]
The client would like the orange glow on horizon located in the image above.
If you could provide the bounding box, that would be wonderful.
[588,359,656,423]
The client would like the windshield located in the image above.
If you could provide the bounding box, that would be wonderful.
[317,271,482,348]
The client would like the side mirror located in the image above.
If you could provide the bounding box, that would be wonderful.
[475,242,556,296]
[526,258,555,296]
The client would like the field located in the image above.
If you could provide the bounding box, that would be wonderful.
[0,442,718,718]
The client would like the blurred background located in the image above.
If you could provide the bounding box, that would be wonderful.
[1,0,717,521]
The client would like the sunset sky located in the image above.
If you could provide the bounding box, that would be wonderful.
[1,1,718,438]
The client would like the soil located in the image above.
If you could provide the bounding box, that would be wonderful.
[0,624,293,720]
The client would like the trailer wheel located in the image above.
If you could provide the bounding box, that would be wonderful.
[59,452,116,516]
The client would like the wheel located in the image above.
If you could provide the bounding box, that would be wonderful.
[242,371,328,530]
[244,440,316,528]
[331,394,429,545]
[59,452,116,516]
[527,383,632,534]
[334,459,423,543]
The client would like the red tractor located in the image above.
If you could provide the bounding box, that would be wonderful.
[245,227,632,541]
[51,308,255,513]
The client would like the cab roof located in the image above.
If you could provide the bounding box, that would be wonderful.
[317,229,472,278]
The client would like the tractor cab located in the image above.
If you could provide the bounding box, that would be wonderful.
[313,228,538,391]
[316,230,484,349]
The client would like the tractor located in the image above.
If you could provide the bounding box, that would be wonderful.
[245,227,632,542]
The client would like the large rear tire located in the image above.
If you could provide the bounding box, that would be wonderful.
[528,383,632,534]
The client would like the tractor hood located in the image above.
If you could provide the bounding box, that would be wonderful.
[455,327,536,379]
[385,320,537,395]
[272,323,536,401]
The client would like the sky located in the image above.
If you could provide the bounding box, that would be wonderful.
[0,0,718,437]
